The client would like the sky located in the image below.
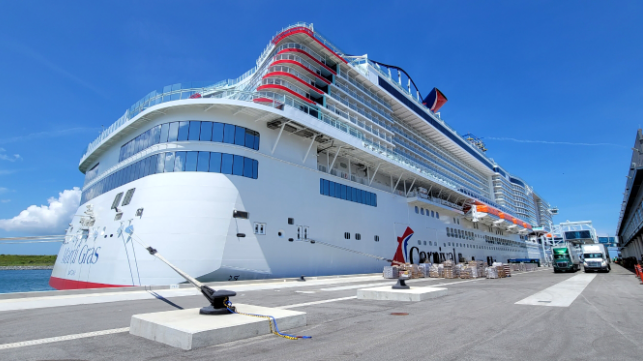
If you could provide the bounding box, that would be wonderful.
[0,1,641,254]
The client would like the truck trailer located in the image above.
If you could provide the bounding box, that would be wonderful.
[581,243,611,272]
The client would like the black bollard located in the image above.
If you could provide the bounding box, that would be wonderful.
[392,278,410,289]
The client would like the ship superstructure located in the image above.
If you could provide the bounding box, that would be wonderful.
[51,23,554,289]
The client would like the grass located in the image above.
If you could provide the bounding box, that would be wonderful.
[0,254,57,267]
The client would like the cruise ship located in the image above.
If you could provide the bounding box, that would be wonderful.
[50,23,554,289]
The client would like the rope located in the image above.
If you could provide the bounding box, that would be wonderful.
[224,298,311,340]
[304,239,404,266]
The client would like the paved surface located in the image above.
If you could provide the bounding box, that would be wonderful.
[1,266,642,360]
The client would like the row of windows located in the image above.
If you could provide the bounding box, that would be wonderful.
[413,239,521,253]
[342,232,378,241]
[447,227,475,240]
[415,239,522,253]
[81,151,258,204]
[319,179,377,207]
[413,206,440,219]
[119,121,260,162]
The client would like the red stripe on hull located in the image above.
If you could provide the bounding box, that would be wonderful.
[49,276,132,290]
[256,84,316,104]
[263,72,324,94]
[276,49,337,75]
[270,60,331,84]
[271,27,348,64]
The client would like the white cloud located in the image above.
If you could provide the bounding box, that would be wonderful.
[0,187,7,194]
[0,199,9,203]
[0,148,22,162]
[0,188,81,234]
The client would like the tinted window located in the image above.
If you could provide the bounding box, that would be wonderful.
[141,131,150,150]
[253,133,260,150]
[160,123,170,143]
[252,160,258,179]
[235,126,246,146]
[177,121,189,141]
[138,159,146,178]
[155,154,165,173]
[232,155,244,175]
[209,152,222,172]
[200,122,212,141]
[185,151,198,171]
[168,122,179,142]
[188,121,201,141]
[144,156,153,176]
[223,124,235,144]
[212,123,224,142]
[197,152,210,172]
[243,157,253,178]
[319,179,376,207]
[150,125,161,145]
[245,130,255,150]
[134,135,142,154]
[164,152,175,172]
[221,154,233,174]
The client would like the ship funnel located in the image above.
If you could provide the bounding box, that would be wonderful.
[423,87,448,112]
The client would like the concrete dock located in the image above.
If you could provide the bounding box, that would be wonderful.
[1,266,642,360]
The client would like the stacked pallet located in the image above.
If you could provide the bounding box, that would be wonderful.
[476,261,485,277]
[502,265,512,277]
[419,263,432,278]
[496,266,506,278]
[429,264,440,278]
[525,263,537,271]
[460,267,472,279]
[383,266,399,279]
[485,266,499,279]
[443,260,455,279]
[398,264,423,279]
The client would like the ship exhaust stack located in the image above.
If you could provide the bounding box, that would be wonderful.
[423,87,448,112]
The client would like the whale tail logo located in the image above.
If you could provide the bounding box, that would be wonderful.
[392,227,414,265]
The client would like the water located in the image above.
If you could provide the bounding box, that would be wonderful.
[0,270,54,294]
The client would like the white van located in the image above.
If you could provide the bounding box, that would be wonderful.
[581,244,611,272]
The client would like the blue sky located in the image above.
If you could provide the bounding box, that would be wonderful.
[0,1,641,254]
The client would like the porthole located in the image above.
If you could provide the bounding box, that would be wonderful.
[288,218,294,225]
[418,240,421,245]
[355,233,361,240]
[421,208,424,215]
[415,206,419,214]
[423,241,426,246]
[431,210,434,217]
[278,230,284,237]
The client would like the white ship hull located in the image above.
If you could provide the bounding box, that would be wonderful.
[51,106,533,289]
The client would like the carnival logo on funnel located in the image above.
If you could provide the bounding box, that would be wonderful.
[392,227,414,265]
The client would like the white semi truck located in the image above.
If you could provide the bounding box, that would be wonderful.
[581,244,611,273]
